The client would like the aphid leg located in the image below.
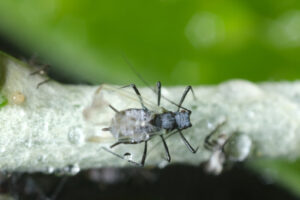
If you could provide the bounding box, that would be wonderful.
[110,141,147,166]
[30,64,49,76]
[178,130,199,153]
[108,104,119,113]
[204,120,227,150]
[156,81,161,106]
[102,147,141,166]
[221,136,230,154]
[36,79,50,89]
[30,64,51,89]
[110,140,139,148]
[121,84,147,110]
[140,141,148,166]
[177,86,193,112]
[160,135,171,162]
[190,86,197,100]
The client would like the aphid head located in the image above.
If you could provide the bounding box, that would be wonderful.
[175,110,192,130]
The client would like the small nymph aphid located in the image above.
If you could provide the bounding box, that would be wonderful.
[102,82,198,166]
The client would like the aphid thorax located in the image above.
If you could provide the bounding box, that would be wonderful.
[151,110,192,132]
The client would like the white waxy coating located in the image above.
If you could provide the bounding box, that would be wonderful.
[2,54,300,173]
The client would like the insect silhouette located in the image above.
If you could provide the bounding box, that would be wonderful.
[102,82,198,166]
[30,64,51,89]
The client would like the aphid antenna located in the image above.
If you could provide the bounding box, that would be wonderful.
[121,54,192,111]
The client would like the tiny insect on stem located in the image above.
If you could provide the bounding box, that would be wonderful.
[102,82,197,166]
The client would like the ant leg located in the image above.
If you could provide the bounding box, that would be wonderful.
[140,141,148,166]
[157,81,161,106]
[108,104,119,113]
[177,86,194,112]
[160,135,171,162]
[178,130,199,153]
[121,84,147,110]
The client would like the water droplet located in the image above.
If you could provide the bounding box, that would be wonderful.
[207,122,213,129]
[47,166,55,173]
[68,126,84,145]
[158,160,168,168]
[123,152,132,161]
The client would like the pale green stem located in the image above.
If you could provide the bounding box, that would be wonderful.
[1,53,300,174]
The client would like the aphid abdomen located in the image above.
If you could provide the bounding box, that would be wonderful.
[109,109,160,142]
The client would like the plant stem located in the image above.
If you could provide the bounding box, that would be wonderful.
[1,53,300,174]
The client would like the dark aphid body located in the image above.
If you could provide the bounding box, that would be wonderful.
[103,82,197,166]
[154,110,192,131]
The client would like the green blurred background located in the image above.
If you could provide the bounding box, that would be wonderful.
[1,0,300,85]
[1,0,300,198]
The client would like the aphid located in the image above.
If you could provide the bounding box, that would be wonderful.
[102,82,198,166]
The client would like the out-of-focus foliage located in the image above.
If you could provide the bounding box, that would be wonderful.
[250,159,300,197]
[1,0,300,85]
[0,93,7,108]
